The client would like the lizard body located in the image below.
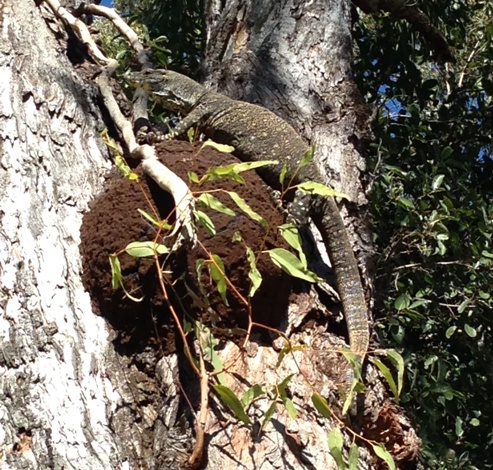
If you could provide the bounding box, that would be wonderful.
[126,69,369,369]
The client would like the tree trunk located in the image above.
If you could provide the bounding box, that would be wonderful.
[0,1,155,468]
[203,0,373,273]
[0,1,419,469]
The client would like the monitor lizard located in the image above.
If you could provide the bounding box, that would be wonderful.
[125,69,369,385]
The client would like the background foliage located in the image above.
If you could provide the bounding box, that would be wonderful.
[354,1,493,468]
[102,0,493,467]
[109,0,202,73]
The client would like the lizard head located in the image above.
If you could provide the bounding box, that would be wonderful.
[125,69,204,113]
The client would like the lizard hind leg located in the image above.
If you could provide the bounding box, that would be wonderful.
[134,118,172,145]
[286,190,314,227]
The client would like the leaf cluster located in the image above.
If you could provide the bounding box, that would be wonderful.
[112,0,203,73]
[354,1,493,467]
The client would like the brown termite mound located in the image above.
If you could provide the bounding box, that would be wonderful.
[79,140,293,361]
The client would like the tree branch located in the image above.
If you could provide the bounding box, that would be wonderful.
[354,0,454,62]
[41,0,196,247]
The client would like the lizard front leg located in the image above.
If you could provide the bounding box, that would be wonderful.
[135,103,211,144]
[166,103,210,139]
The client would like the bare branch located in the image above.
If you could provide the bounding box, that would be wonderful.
[43,0,109,64]
[77,3,151,127]
[42,0,196,247]
[96,62,196,246]
[80,3,153,69]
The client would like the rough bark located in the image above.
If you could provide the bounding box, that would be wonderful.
[0,1,150,468]
[181,1,417,469]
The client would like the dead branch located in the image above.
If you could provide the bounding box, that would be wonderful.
[41,0,196,247]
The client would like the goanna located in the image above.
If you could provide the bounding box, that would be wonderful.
[126,69,369,378]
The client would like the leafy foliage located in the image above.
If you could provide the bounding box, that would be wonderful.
[112,0,203,73]
[354,1,493,467]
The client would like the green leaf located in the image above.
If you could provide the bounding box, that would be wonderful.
[481,250,493,259]
[385,350,405,399]
[209,254,229,306]
[311,393,331,418]
[197,193,236,216]
[137,209,171,230]
[341,376,362,416]
[261,400,277,431]
[241,384,264,407]
[186,127,195,143]
[445,326,457,338]
[340,351,363,381]
[348,443,359,470]
[276,374,294,396]
[374,359,399,402]
[114,154,139,181]
[227,191,268,227]
[201,139,235,153]
[279,164,288,186]
[455,416,464,437]
[282,397,298,419]
[276,342,291,369]
[125,241,169,257]
[213,384,250,424]
[464,323,477,338]
[268,248,319,282]
[327,429,345,470]
[299,146,315,167]
[188,171,200,184]
[195,259,208,297]
[279,223,307,266]
[279,223,303,251]
[232,160,279,173]
[206,164,246,184]
[201,326,226,385]
[431,174,445,190]
[457,298,470,314]
[479,290,490,300]
[394,294,410,311]
[275,344,305,371]
[408,299,428,309]
[194,209,216,235]
[372,444,396,470]
[109,254,123,290]
[296,181,349,200]
[385,165,407,177]
[109,254,143,302]
[424,355,438,368]
[440,146,454,159]
[397,197,415,210]
[206,160,278,184]
[246,247,262,297]
[101,128,120,151]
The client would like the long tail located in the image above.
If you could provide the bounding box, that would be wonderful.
[313,196,369,366]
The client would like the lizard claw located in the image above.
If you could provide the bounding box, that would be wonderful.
[168,194,197,251]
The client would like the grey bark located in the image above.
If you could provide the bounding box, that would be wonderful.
[197,1,372,467]
[0,1,158,469]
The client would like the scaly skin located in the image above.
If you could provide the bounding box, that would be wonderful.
[126,69,369,370]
